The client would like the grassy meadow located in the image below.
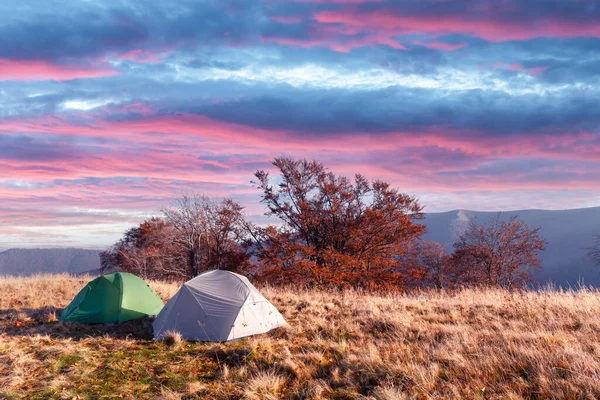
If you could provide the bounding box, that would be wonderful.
[1,274,600,399]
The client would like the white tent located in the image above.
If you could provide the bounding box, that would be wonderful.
[153,269,287,342]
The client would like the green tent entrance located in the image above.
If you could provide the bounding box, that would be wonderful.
[61,272,164,324]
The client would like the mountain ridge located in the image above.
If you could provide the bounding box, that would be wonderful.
[0,248,102,276]
[0,206,598,285]
[422,206,600,287]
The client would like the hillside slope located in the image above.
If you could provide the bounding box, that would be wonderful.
[423,206,600,287]
[0,248,101,276]
[1,275,600,399]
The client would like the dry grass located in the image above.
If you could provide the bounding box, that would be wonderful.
[1,274,600,399]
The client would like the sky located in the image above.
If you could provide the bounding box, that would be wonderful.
[1,0,600,249]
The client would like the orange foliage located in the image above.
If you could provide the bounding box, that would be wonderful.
[100,217,188,280]
[451,214,546,289]
[102,196,251,279]
[251,157,425,289]
[400,240,454,289]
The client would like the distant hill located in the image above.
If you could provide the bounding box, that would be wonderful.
[0,248,101,276]
[423,207,600,287]
[1,207,599,286]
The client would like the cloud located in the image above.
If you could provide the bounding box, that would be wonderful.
[413,41,467,51]
[0,59,117,81]
[313,0,600,43]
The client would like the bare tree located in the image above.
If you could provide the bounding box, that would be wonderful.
[451,214,546,289]
[102,195,250,280]
[161,194,250,278]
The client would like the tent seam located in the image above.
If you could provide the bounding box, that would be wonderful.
[154,289,183,337]
[226,290,252,341]
[184,283,220,340]
[117,273,124,323]
[197,270,250,291]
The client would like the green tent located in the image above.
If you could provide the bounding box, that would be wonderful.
[60,272,164,324]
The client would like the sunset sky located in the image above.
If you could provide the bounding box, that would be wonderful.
[2,0,600,248]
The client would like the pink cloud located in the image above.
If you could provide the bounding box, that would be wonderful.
[2,111,599,247]
[262,37,321,49]
[264,31,406,52]
[330,35,406,52]
[295,0,385,3]
[313,9,600,42]
[2,111,599,162]
[117,49,162,63]
[0,59,118,81]
[112,102,156,116]
[528,66,548,75]
[413,41,467,51]
[270,16,303,24]
[2,108,599,201]
[492,62,524,71]
[492,62,548,76]
[267,5,600,52]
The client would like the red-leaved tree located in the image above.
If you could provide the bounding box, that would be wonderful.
[100,217,188,280]
[451,214,546,289]
[251,157,425,289]
[400,240,454,289]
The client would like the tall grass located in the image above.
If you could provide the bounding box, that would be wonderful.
[1,274,600,399]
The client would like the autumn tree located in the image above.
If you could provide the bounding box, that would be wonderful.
[400,240,454,289]
[251,157,425,288]
[451,214,546,289]
[161,194,251,278]
[100,217,188,280]
[102,195,251,280]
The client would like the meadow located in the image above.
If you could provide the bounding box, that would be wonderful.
[1,275,600,399]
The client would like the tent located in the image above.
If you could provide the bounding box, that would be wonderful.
[61,272,164,324]
[153,269,287,342]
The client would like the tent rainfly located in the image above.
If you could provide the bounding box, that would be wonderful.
[153,269,287,342]
[60,272,164,324]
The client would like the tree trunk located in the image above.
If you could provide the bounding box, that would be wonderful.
[188,248,196,278]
